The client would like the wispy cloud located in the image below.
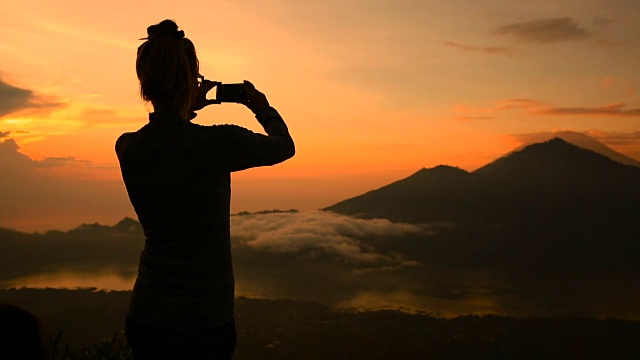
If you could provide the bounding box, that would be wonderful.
[452,99,544,121]
[584,130,640,146]
[453,116,494,122]
[492,18,594,43]
[599,77,636,94]
[453,99,640,120]
[600,77,624,90]
[440,41,512,57]
[537,103,640,117]
[493,99,545,111]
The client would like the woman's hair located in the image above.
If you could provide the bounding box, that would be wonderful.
[136,19,199,120]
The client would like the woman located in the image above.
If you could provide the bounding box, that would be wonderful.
[116,19,295,359]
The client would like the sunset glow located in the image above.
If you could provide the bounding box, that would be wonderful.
[1,0,639,231]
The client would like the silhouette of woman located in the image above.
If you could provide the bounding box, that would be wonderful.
[116,19,295,359]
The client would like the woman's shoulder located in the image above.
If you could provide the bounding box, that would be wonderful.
[115,132,134,155]
[115,125,149,155]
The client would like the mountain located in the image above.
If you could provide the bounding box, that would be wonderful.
[325,137,640,276]
[325,138,640,225]
[325,165,473,223]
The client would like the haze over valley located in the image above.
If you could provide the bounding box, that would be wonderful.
[3,135,639,320]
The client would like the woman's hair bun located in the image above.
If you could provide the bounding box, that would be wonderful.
[144,19,185,40]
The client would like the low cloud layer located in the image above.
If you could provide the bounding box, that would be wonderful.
[231,211,424,263]
[492,17,594,43]
[2,208,638,318]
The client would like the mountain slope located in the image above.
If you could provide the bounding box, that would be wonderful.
[324,165,474,223]
[325,138,640,224]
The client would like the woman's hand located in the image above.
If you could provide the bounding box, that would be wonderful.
[239,80,271,114]
[192,78,221,111]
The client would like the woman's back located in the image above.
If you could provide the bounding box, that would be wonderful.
[117,110,293,328]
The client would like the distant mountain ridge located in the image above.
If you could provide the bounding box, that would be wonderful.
[325,137,640,224]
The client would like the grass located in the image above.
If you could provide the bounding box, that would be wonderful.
[48,329,132,360]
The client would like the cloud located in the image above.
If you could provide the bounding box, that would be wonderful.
[599,77,636,95]
[440,41,512,56]
[600,77,624,90]
[0,136,130,231]
[492,18,594,43]
[493,99,545,111]
[453,99,640,120]
[585,130,640,145]
[583,131,640,161]
[0,77,65,117]
[231,211,424,263]
[453,116,494,122]
[537,102,640,117]
[0,137,91,172]
[452,99,545,121]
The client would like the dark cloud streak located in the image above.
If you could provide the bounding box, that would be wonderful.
[455,99,640,121]
[440,41,512,56]
[0,77,64,117]
[492,17,594,43]
[538,102,640,117]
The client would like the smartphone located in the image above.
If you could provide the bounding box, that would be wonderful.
[216,83,247,103]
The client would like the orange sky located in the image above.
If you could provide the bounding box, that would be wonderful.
[1,0,639,232]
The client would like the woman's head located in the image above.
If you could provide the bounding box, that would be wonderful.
[136,20,199,120]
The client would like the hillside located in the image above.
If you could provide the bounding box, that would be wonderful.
[2,288,640,359]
